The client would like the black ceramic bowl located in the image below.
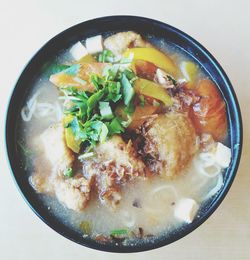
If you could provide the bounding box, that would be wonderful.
[5,16,242,253]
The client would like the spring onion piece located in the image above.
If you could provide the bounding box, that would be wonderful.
[110,229,128,237]
[121,74,135,106]
[64,167,73,178]
[99,101,113,119]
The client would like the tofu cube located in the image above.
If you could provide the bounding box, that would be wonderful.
[174,198,199,223]
[69,41,88,60]
[214,142,231,168]
[86,35,103,54]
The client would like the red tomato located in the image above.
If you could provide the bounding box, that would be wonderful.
[190,79,227,141]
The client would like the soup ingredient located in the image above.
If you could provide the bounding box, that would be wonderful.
[110,229,128,238]
[174,198,199,223]
[82,135,146,208]
[64,115,81,153]
[134,78,173,106]
[70,41,88,60]
[155,69,176,88]
[140,113,197,178]
[58,68,138,153]
[104,31,151,55]
[49,62,107,91]
[40,123,74,170]
[180,61,198,88]
[190,79,227,141]
[54,175,91,211]
[80,221,92,234]
[128,105,158,130]
[123,47,178,76]
[214,142,231,168]
[134,60,157,80]
[86,35,103,54]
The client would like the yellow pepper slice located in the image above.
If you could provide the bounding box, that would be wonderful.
[123,47,178,76]
[63,115,81,153]
[134,78,173,106]
[180,61,198,89]
[77,54,96,63]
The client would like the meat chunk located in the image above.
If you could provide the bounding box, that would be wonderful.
[82,135,146,208]
[39,123,74,174]
[54,175,91,211]
[30,123,91,211]
[141,113,197,178]
[104,31,151,55]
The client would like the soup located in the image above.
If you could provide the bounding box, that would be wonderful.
[18,31,231,245]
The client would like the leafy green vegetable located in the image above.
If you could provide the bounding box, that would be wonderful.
[99,101,113,120]
[64,167,73,178]
[98,49,114,63]
[60,61,137,154]
[87,89,105,117]
[45,64,70,77]
[107,117,124,135]
[63,64,81,76]
[110,229,128,237]
[121,74,135,106]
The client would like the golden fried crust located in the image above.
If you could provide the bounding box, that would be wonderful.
[142,113,197,178]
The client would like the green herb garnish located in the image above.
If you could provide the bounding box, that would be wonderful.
[110,229,128,237]
[98,49,114,63]
[64,167,73,178]
[60,63,137,155]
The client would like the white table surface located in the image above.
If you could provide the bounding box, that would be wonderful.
[1,0,249,259]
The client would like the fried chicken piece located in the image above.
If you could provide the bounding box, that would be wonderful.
[30,123,91,211]
[141,113,197,178]
[82,135,146,208]
[104,31,151,55]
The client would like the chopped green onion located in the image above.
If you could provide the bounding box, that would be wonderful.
[110,229,128,237]
[64,167,73,178]
[121,74,135,106]
[108,117,124,135]
[99,101,113,120]
[139,95,145,107]
[153,100,161,107]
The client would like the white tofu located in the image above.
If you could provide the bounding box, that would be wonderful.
[86,35,103,54]
[214,142,231,168]
[174,198,199,223]
[69,41,88,61]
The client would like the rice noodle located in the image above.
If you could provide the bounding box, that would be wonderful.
[21,91,63,122]
[21,99,37,122]
[203,174,223,200]
[151,184,178,198]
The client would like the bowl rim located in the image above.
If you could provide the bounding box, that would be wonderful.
[5,15,243,253]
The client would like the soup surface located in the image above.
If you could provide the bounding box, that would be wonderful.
[19,31,231,245]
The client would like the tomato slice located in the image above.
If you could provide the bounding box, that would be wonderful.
[190,79,227,141]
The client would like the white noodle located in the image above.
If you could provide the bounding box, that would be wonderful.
[203,174,223,200]
[151,184,178,198]
[21,99,37,122]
